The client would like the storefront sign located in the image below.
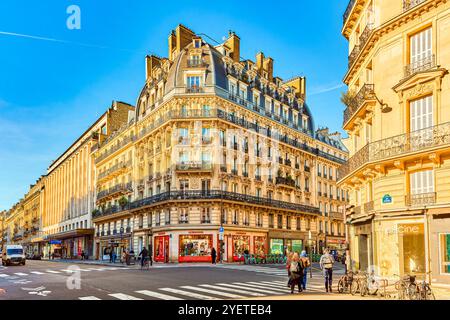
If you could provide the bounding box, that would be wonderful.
[381,194,393,204]
[49,240,62,245]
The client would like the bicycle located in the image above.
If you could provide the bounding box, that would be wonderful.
[337,270,354,294]
[350,271,367,295]
[140,256,151,270]
[394,274,418,300]
[416,280,435,300]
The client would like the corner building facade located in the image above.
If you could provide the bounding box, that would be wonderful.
[92,25,348,263]
[339,0,450,285]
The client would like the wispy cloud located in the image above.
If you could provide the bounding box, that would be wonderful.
[309,83,346,96]
[0,31,146,54]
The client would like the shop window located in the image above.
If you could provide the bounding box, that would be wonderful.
[232,235,250,259]
[399,223,425,275]
[270,239,284,254]
[440,234,450,274]
[254,236,266,255]
[179,235,212,261]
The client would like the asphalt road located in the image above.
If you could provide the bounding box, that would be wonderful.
[0,260,345,300]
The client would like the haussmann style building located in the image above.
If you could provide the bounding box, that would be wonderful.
[90,24,349,263]
[339,0,450,285]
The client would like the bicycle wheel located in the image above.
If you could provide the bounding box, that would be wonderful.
[360,282,367,297]
[407,283,418,300]
[350,279,359,295]
[337,278,345,293]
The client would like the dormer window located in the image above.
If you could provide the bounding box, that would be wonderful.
[193,39,201,48]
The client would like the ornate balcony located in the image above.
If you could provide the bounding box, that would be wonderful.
[175,161,212,172]
[185,86,203,93]
[338,121,450,181]
[96,182,133,202]
[343,84,376,127]
[330,211,344,221]
[275,177,296,188]
[187,59,206,68]
[404,54,436,79]
[403,0,427,12]
[405,192,436,207]
[95,134,136,163]
[348,45,360,69]
[364,200,374,213]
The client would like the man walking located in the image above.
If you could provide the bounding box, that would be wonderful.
[211,247,217,264]
[300,250,311,291]
[320,249,335,293]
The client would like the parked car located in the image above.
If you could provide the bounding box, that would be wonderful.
[2,245,26,266]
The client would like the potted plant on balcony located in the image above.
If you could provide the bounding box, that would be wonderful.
[340,89,355,107]
[92,209,100,217]
[118,196,128,210]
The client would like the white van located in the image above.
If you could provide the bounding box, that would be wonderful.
[1,245,26,266]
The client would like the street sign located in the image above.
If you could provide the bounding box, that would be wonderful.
[219,227,224,233]
[382,194,393,204]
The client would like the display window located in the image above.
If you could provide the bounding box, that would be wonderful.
[179,234,213,262]
[270,239,283,254]
[440,233,450,274]
[399,223,425,275]
[254,237,266,255]
[232,235,250,261]
[154,235,170,262]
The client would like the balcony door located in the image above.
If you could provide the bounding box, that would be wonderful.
[410,95,433,150]
[410,27,432,70]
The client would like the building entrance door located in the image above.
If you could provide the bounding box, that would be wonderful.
[358,235,368,271]
[154,235,169,262]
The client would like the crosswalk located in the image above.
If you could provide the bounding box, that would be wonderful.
[76,279,332,300]
[0,267,130,279]
[215,264,288,277]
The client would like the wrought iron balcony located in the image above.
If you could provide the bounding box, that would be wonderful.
[220,165,227,173]
[175,161,212,171]
[343,84,375,126]
[95,134,136,163]
[339,121,450,180]
[185,86,203,93]
[276,177,296,187]
[329,211,344,220]
[304,166,310,172]
[98,160,132,180]
[359,23,374,51]
[405,192,436,207]
[404,54,436,78]
[96,182,133,201]
[255,175,262,181]
[187,59,206,68]
[231,169,238,175]
[348,45,360,69]
[364,200,374,213]
[284,159,292,166]
[403,0,427,12]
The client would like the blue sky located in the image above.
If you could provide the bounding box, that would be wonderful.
[0,0,349,210]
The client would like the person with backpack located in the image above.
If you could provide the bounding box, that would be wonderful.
[289,253,304,294]
[320,249,335,292]
[300,250,311,290]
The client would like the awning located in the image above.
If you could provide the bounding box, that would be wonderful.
[48,228,95,240]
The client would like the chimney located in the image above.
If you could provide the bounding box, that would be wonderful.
[145,55,161,81]
[263,57,274,81]
[168,31,176,61]
[224,30,240,63]
[256,52,264,74]
[168,25,196,61]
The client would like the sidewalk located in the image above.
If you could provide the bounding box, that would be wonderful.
[41,258,130,268]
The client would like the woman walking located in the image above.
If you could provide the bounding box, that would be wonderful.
[289,253,304,293]
[286,252,294,288]
[300,250,311,291]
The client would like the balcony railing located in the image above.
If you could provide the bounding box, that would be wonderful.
[343,84,375,126]
[98,160,132,180]
[175,161,212,171]
[405,192,436,207]
[187,59,206,68]
[364,200,374,213]
[93,190,320,220]
[96,182,133,201]
[404,54,436,78]
[186,86,203,93]
[275,177,296,187]
[95,134,136,163]
[348,45,360,69]
[329,211,344,220]
[403,0,427,12]
[339,121,450,180]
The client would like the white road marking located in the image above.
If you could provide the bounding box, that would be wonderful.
[0,274,9,278]
[109,293,143,300]
[46,270,61,274]
[135,290,184,300]
[14,273,28,276]
[251,281,291,289]
[216,283,281,294]
[199,284,265,297]
[79,296,102,300]
[160,287,219,300]
[237,282,290,293]
[180,285,244,299]
[30,271,45,275]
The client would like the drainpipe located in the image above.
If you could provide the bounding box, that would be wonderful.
[425,209,432,284]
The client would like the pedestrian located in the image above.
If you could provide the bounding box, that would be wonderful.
[112,250,117,264]
[289,253,304,293]
[300,250,311,291]
[109,248,113,263]
[121,249,127,264]
[320,249,335,293]
[138,246,149,268]
[211,247,217,264]
[341,252,347,274]
[81,250,85,261]
[286,252,294,288]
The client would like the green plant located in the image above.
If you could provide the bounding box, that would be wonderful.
[91,209,100,217]
[118,196,128,209]
[340,90,355,107]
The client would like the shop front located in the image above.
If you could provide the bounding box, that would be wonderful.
[352,220,373,272]
[222,230,268,262]
[47,229,95,259]
[326,237,346,254]
[96,232,132,261]
[154,234,170,262]
[179,234,213,262]
[429,209,450,285]
[268,230,307,256]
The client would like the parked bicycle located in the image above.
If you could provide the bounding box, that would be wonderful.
[337,270,354,294]
[394,274,419,300]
